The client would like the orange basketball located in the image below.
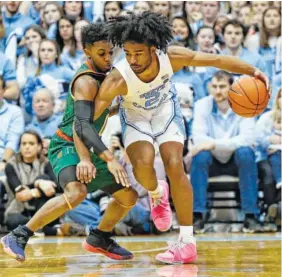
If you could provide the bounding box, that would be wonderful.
[228,76,269,118]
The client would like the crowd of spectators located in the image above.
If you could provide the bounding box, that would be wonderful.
[0,1,281,236]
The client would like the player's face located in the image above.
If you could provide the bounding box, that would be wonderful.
[210,77,230,103]
[124,42,153,74]
[223,25,244,50]
[85,41,113,73]
[20,134,41,161]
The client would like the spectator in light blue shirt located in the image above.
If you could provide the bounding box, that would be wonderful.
[22,39,74,118]
[0,75,24,174]
[0,51,19,101]
[204,20,267,92]
[2,1,35,56]
[255,88,281,217]
[26,88,63,139]
[27,1,46,25]
[191,1,220,34]
[191,71,260,233]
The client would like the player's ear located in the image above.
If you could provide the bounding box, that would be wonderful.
[84,47,91,58]
[150,46,156,54]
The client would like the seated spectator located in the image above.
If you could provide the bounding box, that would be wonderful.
[42,2,63,40]
[17,25,46,88]
[2,1,35,56]
[228,1,248,20]
[0,51,19,101]
[22,39,74,118]
[61,19,89,71]
[190,71,260,233]
[0,75,24,174]
[251,1,271,28]
[191,1,220,34]
[26,88,63,138]
[256,88,281,229]
[3,130,83,235]
[213,15,229,50]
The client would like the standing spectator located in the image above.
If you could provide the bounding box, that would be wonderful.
[182,1,202,25]
[133,1,152,15]
[191,1,220,34]
[63,1,84,21]
[251,1,270,27]
[0,75,24,174]
[61,19,89,71]
[17,25,46,88]
[103,1,123,22]
[42,2,63,40]
[256,88,281,227]
[0,51,19,101]
[26,88,63,138]
[2,1,35,56]
[191,71,260,233]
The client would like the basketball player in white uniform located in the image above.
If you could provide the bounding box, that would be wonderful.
[94,12,269,264]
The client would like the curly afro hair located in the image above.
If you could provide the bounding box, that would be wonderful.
[81,22,108,48]
[105,12,173,52]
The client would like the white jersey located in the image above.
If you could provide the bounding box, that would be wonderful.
[114,51,175,111]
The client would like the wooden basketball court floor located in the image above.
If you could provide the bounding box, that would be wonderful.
[0,233,281,277]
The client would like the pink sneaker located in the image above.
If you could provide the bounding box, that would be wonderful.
[156,238,198,264]
[149,180,172,232]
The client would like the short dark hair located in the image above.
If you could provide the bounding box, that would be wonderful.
[212,71,234,85]
[81,22,108,49]
[222,20,247,38]
[105,11,173,52]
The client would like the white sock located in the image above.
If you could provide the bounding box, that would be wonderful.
[179,226,195,244]
[149,183,164,199]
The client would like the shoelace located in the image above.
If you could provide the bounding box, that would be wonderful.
[168,238,187,252]
[10,231,28,249]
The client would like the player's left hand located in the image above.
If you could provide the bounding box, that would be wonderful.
[253,70,271,97]
[76,160,96,184]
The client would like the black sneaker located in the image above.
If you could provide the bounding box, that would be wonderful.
[1,225,31,262]
[193,218,206,234]
[82,229,134,260]
[242,217,262,233]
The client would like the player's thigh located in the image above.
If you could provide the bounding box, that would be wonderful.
[157,121,185,166]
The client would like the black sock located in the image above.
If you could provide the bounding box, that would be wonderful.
[95,228,112,236]
[245,213,255,220]
[194,212,203,220]
[22,225,34,237]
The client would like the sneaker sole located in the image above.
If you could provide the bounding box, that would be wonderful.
[156,254,198,265]
[0,237,25,262]
[82,240,134,261]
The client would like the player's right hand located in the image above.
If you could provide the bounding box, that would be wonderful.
[76,160,96,184]
[107,159,130,188]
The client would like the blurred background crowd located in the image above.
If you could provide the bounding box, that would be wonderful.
[0,1,281,237]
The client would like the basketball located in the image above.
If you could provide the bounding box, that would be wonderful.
[228,76,269,118]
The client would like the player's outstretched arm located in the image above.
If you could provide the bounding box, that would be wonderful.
[94,69,128,120]
[168,46,270,91]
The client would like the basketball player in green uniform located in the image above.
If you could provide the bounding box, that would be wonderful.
[1,23,138,262]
